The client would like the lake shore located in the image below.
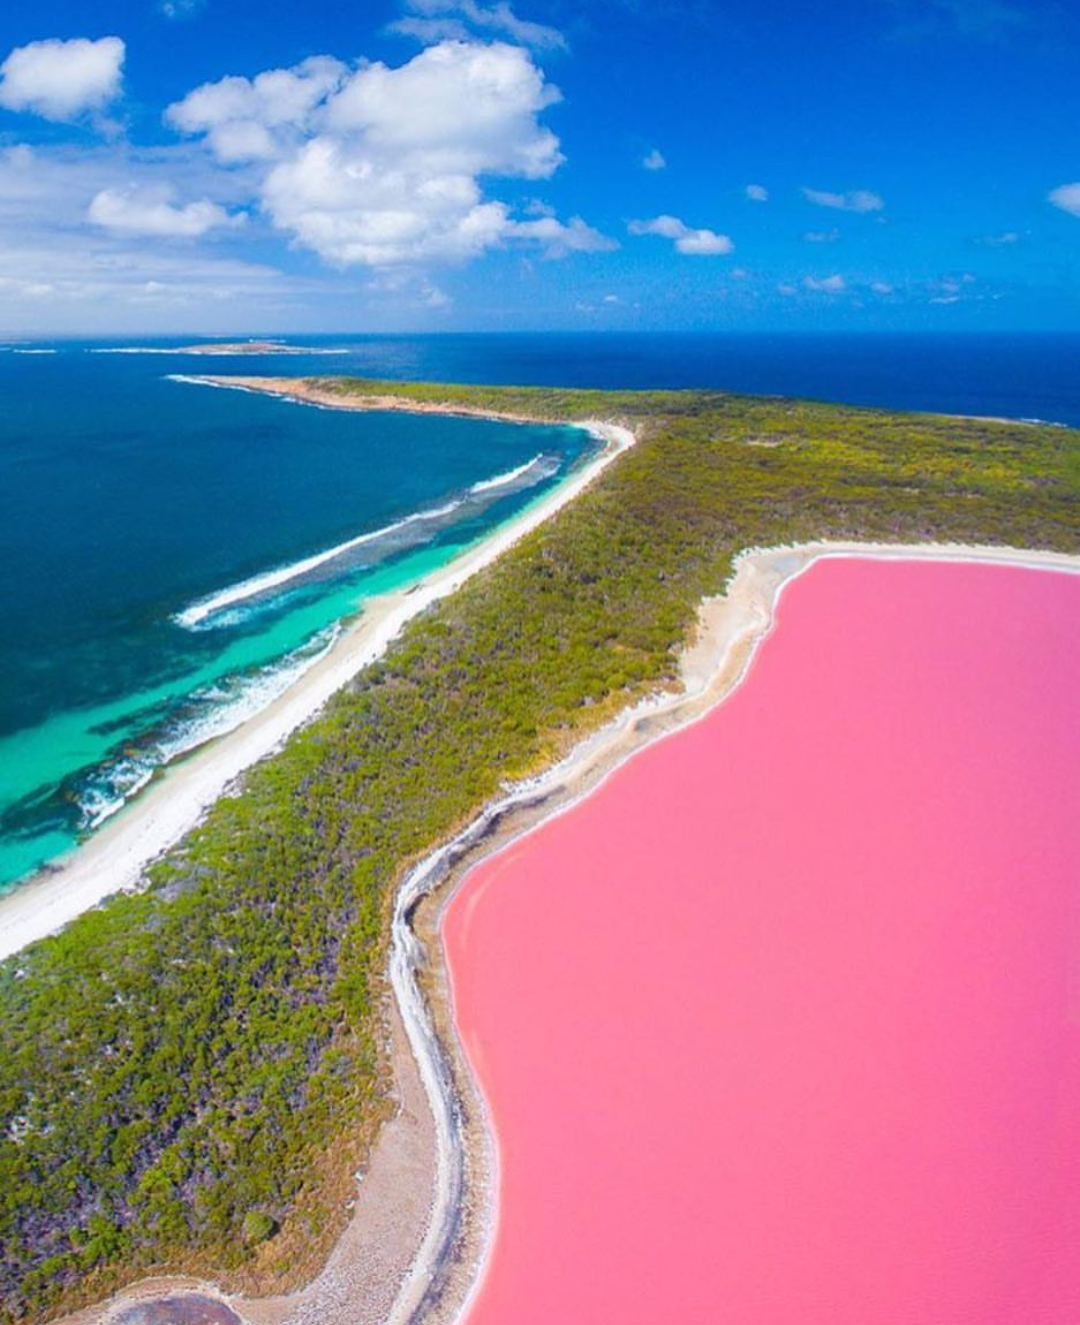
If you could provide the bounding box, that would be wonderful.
[408,538,1080,1325]
[0,404,634,963]
[440,554,1080,1325]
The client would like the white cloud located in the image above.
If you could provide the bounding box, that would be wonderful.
[0,141,251,230]
[166,56,348,163]
[389,1,566,51]
[803,273,846,292]
[979,230,1019,245]
[0,141,299,332]
[927,274,977,304]
[803,186,884,213]
[160,0,206,17]
[1048,183,1080,218]
[508,213,614,257]
[805,228,840,243]
[168,41,604,268]
[628,214,734,255]
[870,280,895,295]
[0,36,124,123]
[777,283,797,297]
[88,187,244,238]
[745,183,768,202]
[643,148,666,170]
[323,42,561,175]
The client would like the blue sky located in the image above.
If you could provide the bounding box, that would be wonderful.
[0,0,1077,333]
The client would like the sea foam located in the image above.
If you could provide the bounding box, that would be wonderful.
[76,625,341,830]
[175,502,465,628]
[175,454,560,630]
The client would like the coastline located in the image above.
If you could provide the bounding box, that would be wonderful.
[181,374,587,426]
[0,406,634,963]
[44,538,1080,1325]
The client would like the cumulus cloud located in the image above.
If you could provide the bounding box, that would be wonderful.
[870,280,895,295]
[745,183,768,202]
[508,212,615,257]
[88,187,244,237]
[642,148,666,170]
[628,214,734,255]
[805,228,840,243]
[803,186,884,213]
[168,41,605,268]
[803,273,846,292]
[166,56,348,162]
[389,1,566,51]
[1048,183,1080,218]
[0,36,124,123]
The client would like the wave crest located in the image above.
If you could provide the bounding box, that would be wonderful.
[174,454,561,630]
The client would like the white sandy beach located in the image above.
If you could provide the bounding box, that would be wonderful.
[0,414,634,963]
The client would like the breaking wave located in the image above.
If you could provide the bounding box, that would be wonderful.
[76,626,340,831]
[175,453,561,630]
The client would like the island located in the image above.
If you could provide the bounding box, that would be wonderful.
[90,342,348,356]
[170,343,346,356]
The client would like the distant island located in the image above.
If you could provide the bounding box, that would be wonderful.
[174,341,343,356]
[90,341,348,356]
[1,378,1078,1325]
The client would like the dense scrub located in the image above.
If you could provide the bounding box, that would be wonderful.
[2,383,1078,1320]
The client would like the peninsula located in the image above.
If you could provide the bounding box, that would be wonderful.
[2,380,1078,1325]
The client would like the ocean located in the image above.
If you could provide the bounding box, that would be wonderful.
[0,331,1076,894]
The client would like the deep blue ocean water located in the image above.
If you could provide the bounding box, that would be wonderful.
[0,331,1076,893]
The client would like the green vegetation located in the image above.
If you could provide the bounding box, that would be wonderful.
[2,382,1078,1321]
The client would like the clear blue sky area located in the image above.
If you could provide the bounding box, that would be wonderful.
[0,0,1076,333]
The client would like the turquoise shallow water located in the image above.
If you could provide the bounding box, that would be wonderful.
[0,351,594,892]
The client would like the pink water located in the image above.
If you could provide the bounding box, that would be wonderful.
[443,559,1080,1325]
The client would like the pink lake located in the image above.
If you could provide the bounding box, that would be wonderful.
[443,559,1080,1325]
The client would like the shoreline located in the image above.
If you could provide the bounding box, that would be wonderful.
[0,404,634,963]
[181,374,589,426]
[45,538,1080,1325]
